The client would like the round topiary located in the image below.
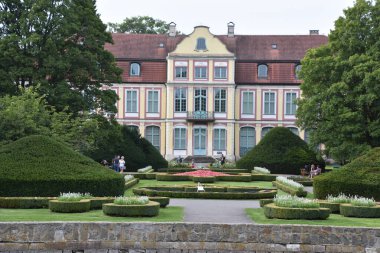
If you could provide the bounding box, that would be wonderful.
[148,197,170,207]
[236,127,320,174]
[314,148,380,201]
[264,203,330,220]
[340,204,380,218]
[0,135,125,197]
[49,199,91,213]
[102,201,160,217]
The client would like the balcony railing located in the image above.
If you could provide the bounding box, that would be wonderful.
[187,111,215,122]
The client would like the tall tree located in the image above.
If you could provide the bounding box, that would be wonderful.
[0,0,121,114]
[108,16,169,34]
[297,0,380,163]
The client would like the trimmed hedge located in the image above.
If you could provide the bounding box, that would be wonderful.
[272,181,308,197]
[157,168,249,174]
[259,199,274,207]
[0,135,125,197]
[148,197,170,208]
[264,203,330,220]
[0,197,55,209]
[287,176,313,186]
[125,178,140,190]
[251,174,277,182]
[89,197,115,210]
[156,173,190,181]
[192,176,216,183]
[133,186,277,199]
[314,148,380,201]
[318,201,341,214]
[340,204,380,218]
[237,127,321,174]
[216,174,252,182]
[49,199,91,213]
[102,201,160,217]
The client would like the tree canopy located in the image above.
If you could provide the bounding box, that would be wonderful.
[0,0,121,114]
[108,16,170,34]
[297,0,380,163]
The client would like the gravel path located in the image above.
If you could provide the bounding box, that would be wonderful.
[169,199,260,223]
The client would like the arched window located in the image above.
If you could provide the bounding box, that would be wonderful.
[287,127,299,136]
[295,64,302,79]
[130,63,140,76]
[240,127,255,157]
[261,127,273,139]
[127,125,139,133]
[145,126,160,150]
[196,37,207,50]
[258,64,268,79]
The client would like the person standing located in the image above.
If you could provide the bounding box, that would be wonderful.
[113,155,120,172]
[119,156,126,173]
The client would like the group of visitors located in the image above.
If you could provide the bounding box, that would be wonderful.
[303,164,322,178]
[100,155,126,173]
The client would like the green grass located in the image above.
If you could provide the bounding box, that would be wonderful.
[0,207,183,222]
[126,179,314,198]
[246,208,380,227]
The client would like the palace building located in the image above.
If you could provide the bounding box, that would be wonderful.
[104,23,328,161]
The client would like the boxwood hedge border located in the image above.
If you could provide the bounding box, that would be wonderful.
[49,199,91,213]
[340,204,380,218]
[264,203,330,220]
[102,201,160,217]
[272,181,308,197]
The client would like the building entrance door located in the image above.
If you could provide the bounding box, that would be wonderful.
[194,127,207,156]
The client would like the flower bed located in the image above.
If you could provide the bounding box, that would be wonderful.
[103,197,160,217]
[273,176,307,197]
[148,197,170,208]
[264,203,330,220]
[133,186,277,199]
[253,167,270,174]
[49,199,91,213]
[174,170,230,177]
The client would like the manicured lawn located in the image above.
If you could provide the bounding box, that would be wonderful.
[246,208,380,227]
[125,179,275,196]
[126,179,314,198]
[0,207,183,222]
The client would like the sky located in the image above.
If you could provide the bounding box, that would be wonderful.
[96,0,354,36]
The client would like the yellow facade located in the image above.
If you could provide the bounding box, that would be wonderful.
[113,26,305,161]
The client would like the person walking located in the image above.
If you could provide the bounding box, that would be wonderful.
[119,156,126,173]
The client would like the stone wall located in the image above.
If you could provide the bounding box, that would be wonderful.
[0,222,379,253]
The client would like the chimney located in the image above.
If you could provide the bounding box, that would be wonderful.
[227,22,235,37]
[169,22,176,37]
[309,30,319,35]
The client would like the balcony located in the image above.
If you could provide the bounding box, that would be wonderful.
[187,111,215,122]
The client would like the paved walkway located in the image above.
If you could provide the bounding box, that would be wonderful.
[169,199,259,223]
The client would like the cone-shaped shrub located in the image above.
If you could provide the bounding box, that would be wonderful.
[0,135,125,197]
[314,148,380,201]
[236,127,318,174]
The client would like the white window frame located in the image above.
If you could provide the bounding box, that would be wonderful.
[146,89,160,117]
[258,64,268,79]
[284,91,298,119]
[174,127,187,150]
[239,127,256,157]
[125,89,139,117]
[174,88,187,115]
[214,62,228,80]
[214,88,226,114]
[213,128,226,151]
[262,91,276,119]
[130,63,141,76]
[174,61,188,80]
[241,90,255,119]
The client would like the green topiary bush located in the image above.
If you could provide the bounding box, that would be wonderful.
[0,135,125,197]
[264,203,330,220]
[314,148,380,201]
[237,127,321,174]
[102,201,160,217]
[340,204,380,218]
[49,199,91,213]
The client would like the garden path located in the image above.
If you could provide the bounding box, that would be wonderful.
[169,199,259,223]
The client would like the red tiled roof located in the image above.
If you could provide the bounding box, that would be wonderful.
[106,33,328,61]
